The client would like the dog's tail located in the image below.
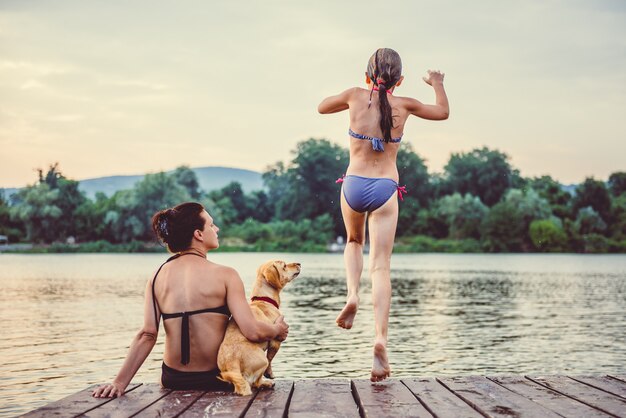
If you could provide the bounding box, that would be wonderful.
[219,370,252,396]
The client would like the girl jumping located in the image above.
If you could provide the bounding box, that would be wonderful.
[318,48,449,381]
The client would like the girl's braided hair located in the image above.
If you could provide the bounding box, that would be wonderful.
[366,48,402,142]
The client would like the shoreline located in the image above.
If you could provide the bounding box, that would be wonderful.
[1,241,625,254]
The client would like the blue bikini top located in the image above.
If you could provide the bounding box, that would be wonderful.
[348,128,402,152]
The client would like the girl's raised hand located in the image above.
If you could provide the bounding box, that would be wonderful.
[422,70,445,86]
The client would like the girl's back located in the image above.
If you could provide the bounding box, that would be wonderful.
[347,87,413,180]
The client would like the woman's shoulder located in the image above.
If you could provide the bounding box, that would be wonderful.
[206,262,240,281]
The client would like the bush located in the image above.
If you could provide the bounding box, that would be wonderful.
[581,234,609,253]
[529,219,567,252]
[395,235,482,253]
[226,214,334,253]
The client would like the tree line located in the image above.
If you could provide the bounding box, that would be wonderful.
[1,139,625,253]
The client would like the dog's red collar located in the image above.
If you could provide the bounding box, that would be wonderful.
[251,296,279,309]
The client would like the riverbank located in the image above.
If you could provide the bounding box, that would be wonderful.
[2,236,625,254]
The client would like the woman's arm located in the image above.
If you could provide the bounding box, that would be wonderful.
[405,70,449,120]
[92,277,160,398]
[225,268,288,342]
[318,88,356,114]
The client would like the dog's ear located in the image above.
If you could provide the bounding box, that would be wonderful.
[263,262,283,289]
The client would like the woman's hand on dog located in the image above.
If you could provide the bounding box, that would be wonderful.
[274,315,289,341]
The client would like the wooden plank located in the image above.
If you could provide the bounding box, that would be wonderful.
[609,375,626,384]
[22,383,143,417]
[568,376,626,399]
[178,389,255,417]
[438,376,563,418]
[244,380,293,417]
[80,383,171,417]
[288,379,359,418]
[132,390,206,417]
[352,379,432,418]
[489,376,610,418]
[528,375,626,417]
[402,377,483,418]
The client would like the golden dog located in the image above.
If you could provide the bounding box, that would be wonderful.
[217,260,301,395]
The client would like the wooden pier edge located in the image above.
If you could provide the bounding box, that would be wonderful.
[21,374,626,418]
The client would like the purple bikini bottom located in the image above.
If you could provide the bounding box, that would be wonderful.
[341,175,399,213]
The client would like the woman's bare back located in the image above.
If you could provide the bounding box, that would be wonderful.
[154,256,230,371]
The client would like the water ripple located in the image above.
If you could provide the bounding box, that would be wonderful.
[0,253,625,416]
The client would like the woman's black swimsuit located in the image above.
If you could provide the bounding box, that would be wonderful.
[161,362,232,391]
[151,253,232,391]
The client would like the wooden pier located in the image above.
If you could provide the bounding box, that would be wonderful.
[22,375,626,417]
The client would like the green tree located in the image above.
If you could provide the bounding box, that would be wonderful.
[412,208,448,238]
[608,195,626,241]
[480,189,551,251]
[0,191,25,242]
[105,172,191,242]
[481,201,525,252]
[581,234,609,253]
[396,143,431,237]
[208,182,250,225]
[443,147,519,206]
[608,172,626,197]
[10,183,62,243]
[262,161,289,221]
[528,175,572,219]
[529,219,567,252]
[247,190,273,223]
[574,206,607,235]
[436,193,488,239]
[396,143,431,206]
[9,164,87,243]
[572,177,611,222]
[263,138,349,236]
[172,166,201,199]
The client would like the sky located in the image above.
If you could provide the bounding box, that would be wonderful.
[1,0,625,188]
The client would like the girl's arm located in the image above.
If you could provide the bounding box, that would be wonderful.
[318,88,356,114]
[92,277,160,398]
[405,70,449,120]
[225,268,289,341]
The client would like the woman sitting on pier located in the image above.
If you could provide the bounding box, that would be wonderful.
[93,202,289,398]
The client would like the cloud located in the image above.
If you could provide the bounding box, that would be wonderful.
[20,79,45,90]
[96,78,170,91]
[0,60,75,76]
[0,1,625,186]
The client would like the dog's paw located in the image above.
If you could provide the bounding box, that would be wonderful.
[235,387,253,396]
[257,378,275,389]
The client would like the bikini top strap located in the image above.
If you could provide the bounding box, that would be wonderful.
[151,253,182,330]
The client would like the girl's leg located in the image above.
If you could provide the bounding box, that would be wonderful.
[336,187,367,329]
[367,193,398,381]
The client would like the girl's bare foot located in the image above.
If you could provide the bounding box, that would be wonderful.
[336,295,359,329]
[371,339,391,382]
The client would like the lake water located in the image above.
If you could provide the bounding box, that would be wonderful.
[1,253,625,416]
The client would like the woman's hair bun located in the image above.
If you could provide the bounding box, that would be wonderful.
[151,202,205,253]
[155,208,177,243]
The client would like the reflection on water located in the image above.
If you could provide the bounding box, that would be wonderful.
[1,253,625,416]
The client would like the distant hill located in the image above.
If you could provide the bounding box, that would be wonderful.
[1,166,264,200]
